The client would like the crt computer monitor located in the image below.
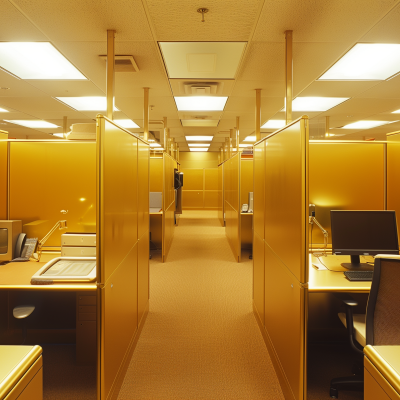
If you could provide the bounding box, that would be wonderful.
[331,210,399,269]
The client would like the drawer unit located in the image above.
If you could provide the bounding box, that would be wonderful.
[61,246,96,257]
[62,233,96,247]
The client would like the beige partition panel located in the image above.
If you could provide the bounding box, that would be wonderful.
[224,153,240,262]
[97,116,148,400]
[240,158,253,250]
[254,117,309,400]
[163,153,177,262]
[0,141,7,220]
[218,164,224,227]
[9,141,96,246]
[387,132,400,238]
[309,141,385,245]
[150,158,163,192]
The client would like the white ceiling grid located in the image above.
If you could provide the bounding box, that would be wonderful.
[0,0,400,145]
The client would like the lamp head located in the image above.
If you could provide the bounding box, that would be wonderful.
[59,220,67,229]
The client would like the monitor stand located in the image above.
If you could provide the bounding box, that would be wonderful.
[341,255,374,271]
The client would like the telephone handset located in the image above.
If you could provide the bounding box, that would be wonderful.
[12,234,37,262]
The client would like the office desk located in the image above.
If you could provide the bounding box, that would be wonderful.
[309,254,371,293]
[0,345,43,400]
[240,213,252,252]
[364,346,400,400]
[0,261,96,365]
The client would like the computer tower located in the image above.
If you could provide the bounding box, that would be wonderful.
[248,192,254,212]
[0,220,22,262]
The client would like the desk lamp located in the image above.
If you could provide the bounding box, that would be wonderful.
[33,220,67,261]
[309,204,328,256]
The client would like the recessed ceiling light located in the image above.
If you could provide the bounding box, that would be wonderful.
[239,144,252,148]
[4,120,59,128]
[52,133,64,138]
[181,120,219,127]
[392,109,400,114]
[175,97,228,111]
[261,120,285,129]
[340,120,396,129]
[319,43,400,81]
[244,136,256,142]
[188,143,211,147]
[56,97,119,111]
[0,42,87,80]
[114,119,139,128]
[283,97,348,112]
[190,148,209,152]
[0,107,8,112]
[185,136,213,141]
[150,143,161,147]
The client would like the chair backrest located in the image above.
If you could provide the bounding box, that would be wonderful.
[366,256,400,345]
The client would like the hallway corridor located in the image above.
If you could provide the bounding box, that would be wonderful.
[118,210,284,399]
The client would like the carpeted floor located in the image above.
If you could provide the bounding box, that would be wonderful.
[118,210,284,400]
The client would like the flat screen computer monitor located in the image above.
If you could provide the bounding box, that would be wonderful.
[331,210,399,269]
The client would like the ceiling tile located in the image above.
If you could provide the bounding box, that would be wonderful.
[28,80,104,97]
[298,81,379,98]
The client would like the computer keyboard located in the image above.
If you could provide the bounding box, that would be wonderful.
[344,270,374,281]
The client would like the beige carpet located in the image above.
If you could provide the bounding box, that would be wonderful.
[118,210,284,400]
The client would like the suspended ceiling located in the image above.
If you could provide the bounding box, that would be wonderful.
[0,0,400,150]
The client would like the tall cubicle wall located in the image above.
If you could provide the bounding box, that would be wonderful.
[253,117,309,400]
[387,131,400,238]
[240,158,253,250]
[223,153,240,262]
[97,116,149,400]
[217,163,224,227]
[0,140,7,220]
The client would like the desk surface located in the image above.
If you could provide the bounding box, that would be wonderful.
[364,345,400,394]
[308,254,371,293]
[0,261,97,291]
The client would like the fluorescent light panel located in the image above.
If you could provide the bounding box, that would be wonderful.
[392,109,400,114]
[239,144,252,148]
[319,43,400,81]
[0,107,9,112]
[56,97,119,111]
[114,119,139,128]
[52,133,64,138]
[175,96,228,111]
[341,120,396,130]
[150,143,161,147]
[0,42,86,80]
[190,148,208,151]
[283,97,348,112]
[181,119,219,127]
[244,136,256,142]
[5,120,58,128]
[188,143,211,147]
[261,120,285,129]
[185,136,213,141]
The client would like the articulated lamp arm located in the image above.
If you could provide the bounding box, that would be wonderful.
[35,220,68,261]
[309,216,328,256]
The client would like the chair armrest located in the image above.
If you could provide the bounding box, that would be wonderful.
[334,293,364,355]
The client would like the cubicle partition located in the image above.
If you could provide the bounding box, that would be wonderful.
[97,116,149,400]
[9,141,96,245]
[0,140,7,220]
[223,153,240,262]
[240,158,253,250]
[217,163,224,227]
[387,131,400,238]
[253,117,309,400]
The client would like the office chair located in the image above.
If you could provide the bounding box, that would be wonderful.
[13,305,35,344]
[330,255,400,398]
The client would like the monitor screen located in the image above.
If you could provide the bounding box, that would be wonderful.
[331,210,399,256]
[0,228,8,254]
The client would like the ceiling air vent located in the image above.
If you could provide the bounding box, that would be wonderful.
[99,55,139,72]
[183,82,220,95]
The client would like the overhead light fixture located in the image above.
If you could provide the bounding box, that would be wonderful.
[340,120,397,130]
[150,143,161,147]
[244,136,256,142]
[56,97,119,111]
[0,107,9,112]
[261,120,285,129]
[188,143,211,147]
[4,120,59,128]
[190,148,209,152]
[392,109,400,114]
[0,42,87,80]
[185,136,213,141]
[239,144,252,148]
[52,133,64,138]
[175,96,228,111]
[319,43,400,81]
[114,119,139,128]
[181,120,219,127]
[283,97,349,112]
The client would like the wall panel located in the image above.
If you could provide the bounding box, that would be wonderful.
[240,159,253,210]
[150,158,163,192]
[138,140,149,240]
[218,164,224,226]
[309,142,385,245]
[138,232,149,324]
[253,141,265,239]
[387,132,400,239]
[10,142,96,246]
[253,231,264,325]
[0,141,7,220]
